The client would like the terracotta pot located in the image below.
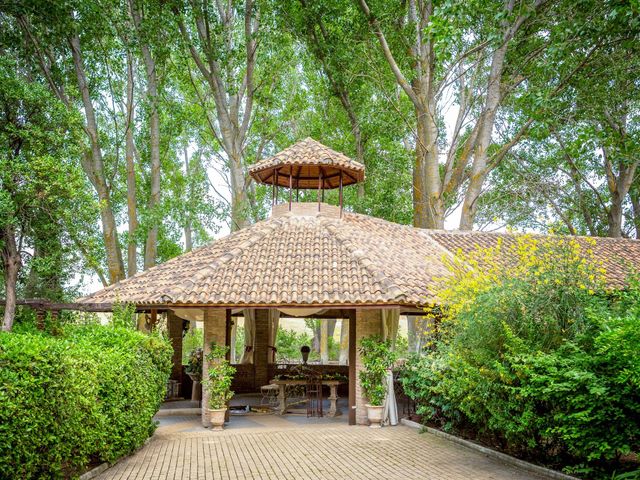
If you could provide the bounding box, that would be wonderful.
[366,404,384,428]
[208,407,227,430]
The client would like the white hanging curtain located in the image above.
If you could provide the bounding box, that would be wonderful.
[339,318,349,365]
[268,309,280,363]
[240,309,255,364]
[383,369,398,426]
[230,320,237,364]
[381,308,400,350]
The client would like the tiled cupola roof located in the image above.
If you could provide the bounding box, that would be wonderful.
[248,137,365,189]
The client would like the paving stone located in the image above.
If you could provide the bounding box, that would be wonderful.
[97,416,544,480]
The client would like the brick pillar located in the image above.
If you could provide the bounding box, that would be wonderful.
[167,311,183,383]
[202,308,227,427]
[253,310,269,388]
[355,309,382,425]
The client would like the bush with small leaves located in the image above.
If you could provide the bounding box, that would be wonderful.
[0,323,172,479]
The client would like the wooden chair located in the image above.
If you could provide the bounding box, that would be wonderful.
[260,384,279,407]
[305,375,323,417]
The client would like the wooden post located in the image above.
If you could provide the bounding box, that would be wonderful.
[149,308,158,331]
[339,171,343,217]
[289,171,293,211]
[318,171,322,211]
[348,309,356,425]
[167,311,183,384]
[253,310,270,388]
[225,308,232,422]
[225,309,232,362]
[272,180,275,206]
[275,169,279,205]
[36,310,45,330]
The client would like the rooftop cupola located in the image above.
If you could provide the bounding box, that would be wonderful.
[248,137,365,217]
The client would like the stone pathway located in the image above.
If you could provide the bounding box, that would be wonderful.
[97,415,544,480]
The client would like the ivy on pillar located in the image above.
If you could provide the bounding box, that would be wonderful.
[355,309,383,425]
[202,308,227,427]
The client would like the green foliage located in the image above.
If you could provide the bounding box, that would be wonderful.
[275,328,313,362]
[234,325,245,362]
[111,302,137,330]
[402,240,640,477]
[203,343,235,409]
[184,347,203,379]
[182,328,203,365]
[358,335,396,406]
[0,324,172,479]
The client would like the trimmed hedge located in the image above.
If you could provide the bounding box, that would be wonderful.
[0,324,172,479]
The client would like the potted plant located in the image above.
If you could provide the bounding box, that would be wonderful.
[202,343,235,430]
[358,335,396,428]
[185,347,203,402]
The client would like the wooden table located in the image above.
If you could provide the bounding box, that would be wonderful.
[270,379,344,417]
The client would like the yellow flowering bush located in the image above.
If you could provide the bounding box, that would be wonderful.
[400,236,640,478]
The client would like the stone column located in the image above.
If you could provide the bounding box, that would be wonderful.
[355,309,382,425]
[202,308,227,427]
[253,309,269,388]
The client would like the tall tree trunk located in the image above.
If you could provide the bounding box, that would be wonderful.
[125,52,138,277]
[459,40,508,230]
[607,189,625,238]
[416,105,443,228]
[602,143,638,238]
[69,34,125,283]
[175,0,258,232]
[631,188,640,239]
[228,147,251,231]
[359,0,443,229]
[184,145,193,251]
[458,0,538,230]
[1,225,21,332]
[129,0,161,269]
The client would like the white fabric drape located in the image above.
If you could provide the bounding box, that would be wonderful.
[171,308,204,322]
[381,309,400,350]
[383,369,398,426]
[268,309,280,363]
[240,309,255,364]
[278,307,326,317]
[230,320,237,364]
[339,318,349,365]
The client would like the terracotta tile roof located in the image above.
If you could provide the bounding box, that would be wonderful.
[248,138,365,189]
[78,212,640,308]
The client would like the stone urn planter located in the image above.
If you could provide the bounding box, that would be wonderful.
[366,404,384,428]
[186,372,202,402]
[208,407,227,430]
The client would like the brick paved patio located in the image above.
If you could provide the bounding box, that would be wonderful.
[96,415,544,480]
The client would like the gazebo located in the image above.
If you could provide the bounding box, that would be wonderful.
[77,137,640,427]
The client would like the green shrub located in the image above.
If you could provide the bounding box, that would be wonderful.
[0,323,172,479]
[182,328,203,365]
[275,328,312,362]
[359,335,396,406]
[203,343,235,409]
[402,237,640,478]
